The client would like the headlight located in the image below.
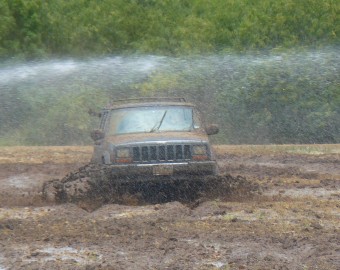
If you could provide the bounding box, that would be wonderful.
[192,145,207,155]
[116,148,130,158]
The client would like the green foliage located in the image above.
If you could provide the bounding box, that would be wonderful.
[2,0,45,58]
[230,50,339,144]
[0,0,338,58]
[221,62,339,143]
[0,81,108,146]
[18,87,108,146]
[0,2,15,56]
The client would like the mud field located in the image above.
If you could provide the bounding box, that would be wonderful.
[0,145,339,270]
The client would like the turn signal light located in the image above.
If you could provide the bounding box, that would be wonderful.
[115,158,133,163]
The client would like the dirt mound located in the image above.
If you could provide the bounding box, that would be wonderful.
[42,164,258,210]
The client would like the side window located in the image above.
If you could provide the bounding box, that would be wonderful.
[193,109,201,129]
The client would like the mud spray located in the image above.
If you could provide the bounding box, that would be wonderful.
[1,48,338,87]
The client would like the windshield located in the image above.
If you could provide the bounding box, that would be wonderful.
[108,106,199,135]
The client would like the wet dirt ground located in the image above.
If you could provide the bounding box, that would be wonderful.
[0,145,339,270]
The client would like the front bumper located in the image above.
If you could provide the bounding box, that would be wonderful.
[109,161,217,183]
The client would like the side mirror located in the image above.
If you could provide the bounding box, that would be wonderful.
[206,124,219,135]
[91,129,105,141]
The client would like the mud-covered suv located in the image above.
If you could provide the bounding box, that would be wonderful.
[90,98,219,183]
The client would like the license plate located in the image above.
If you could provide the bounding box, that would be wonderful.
[153,165,173,176]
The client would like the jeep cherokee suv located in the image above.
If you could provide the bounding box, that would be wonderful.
[90,98,219,183]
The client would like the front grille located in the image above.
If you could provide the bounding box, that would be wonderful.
[132,144,192,162]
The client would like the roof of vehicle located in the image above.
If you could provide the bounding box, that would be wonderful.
[104,97,195,110]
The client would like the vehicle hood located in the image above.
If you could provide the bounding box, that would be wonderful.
[106,131,209,146]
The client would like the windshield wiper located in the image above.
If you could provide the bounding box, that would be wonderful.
[150,110,167,132]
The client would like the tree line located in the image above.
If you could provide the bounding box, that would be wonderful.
[0,0,338,58]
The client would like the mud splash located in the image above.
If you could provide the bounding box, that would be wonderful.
[42,163,259,210]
